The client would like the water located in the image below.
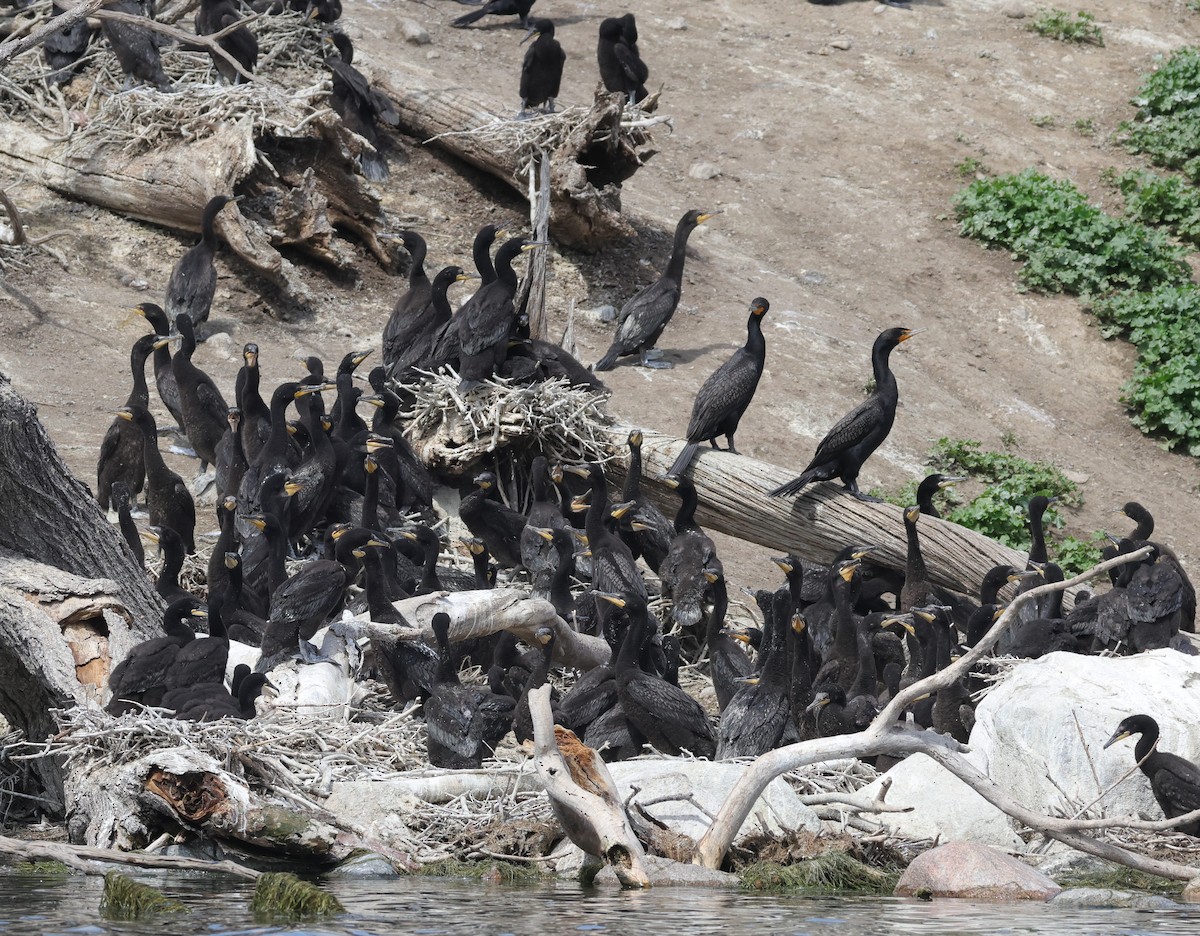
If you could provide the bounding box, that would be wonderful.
[2,865,1199,936]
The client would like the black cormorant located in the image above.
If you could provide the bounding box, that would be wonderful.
[166,196,236,330]
[658,474,720,635]
[134,302,184,431]
[111,481,144,564]
[518,18,565,116]
[597,16,647,105]
[668,296,769,477]
[43,2,92,87]
[521,456,567,596]
[459,471,527,569]
[769,327,918,500]
[101,0,170,90]
[195,0,257,83]
[324,32,398,182]
[142,525,191,605]
[171,313,229,472]
[594,209,720,370]
[604,591,715,758]
[452,0,535,29]
[237,343,272,465]
[618,430,673,574]
[1105,714,1200,836]
[916,473,963,519]
[106,598,204,714]
[97,333,165,510]
[119,405,196,553]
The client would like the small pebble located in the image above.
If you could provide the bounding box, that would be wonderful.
[689,162,722,180]
[830,37,853,51]
[666,17,687,30]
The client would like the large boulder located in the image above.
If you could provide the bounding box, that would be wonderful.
[894,841,1060,900]
[971,650,1200,825]
[858,753,1023,849]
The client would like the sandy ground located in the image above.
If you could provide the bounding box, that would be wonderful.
[1,0,1198,595]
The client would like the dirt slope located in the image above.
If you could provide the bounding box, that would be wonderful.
[1,0,1197,592]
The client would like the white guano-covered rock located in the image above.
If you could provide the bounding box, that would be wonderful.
[971,650,1200,825]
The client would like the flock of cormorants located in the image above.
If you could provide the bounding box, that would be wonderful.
[61,0,1200,821]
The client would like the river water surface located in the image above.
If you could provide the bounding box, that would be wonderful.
[3,865,1200,935]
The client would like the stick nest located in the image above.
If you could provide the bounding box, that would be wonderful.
[402,369,618,476]
[0,2,330,154]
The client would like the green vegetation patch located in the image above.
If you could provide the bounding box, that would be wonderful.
[953,169,1190,296]
[740,852,898,894]
[1029,8,1104,45]
[1057,866,1183,896]
[12,860,71,875]
[1122,48,1200,176]
[249,871,343,920]
[99,872,185,920]
[1089,286,1200,454]
[418,858,545,884]
[1113,169,1200,246]
[922,439,1101,574]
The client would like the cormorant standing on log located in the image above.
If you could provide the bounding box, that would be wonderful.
[668,296,769,478]
[597,15,647,105]
[518,18,565,117]
[769,326,918,501]
[166,195,236,330]
[324,32,399,182]
[452,0,535,29]
[195,0,257,83]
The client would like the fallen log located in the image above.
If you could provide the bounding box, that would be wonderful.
[611,428,1027,601]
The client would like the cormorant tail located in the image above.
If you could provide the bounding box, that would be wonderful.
[667,442,699,480]
[594,345,621,372]
[768,472,814,498]
[451,8,486,27]
[360,148,388,182]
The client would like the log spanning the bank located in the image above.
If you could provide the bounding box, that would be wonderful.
[376,77,660,251]
[609,428,1027,600]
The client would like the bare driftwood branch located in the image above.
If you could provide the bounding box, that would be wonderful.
[0,0,106,67]
[616,427,1028,600]
[0,833,261,878]
[529,684,649,887]
[694,548,1175,873]
[90,7,255,83]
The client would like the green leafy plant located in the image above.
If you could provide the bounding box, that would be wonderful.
[1121,47,1200,174]
[1114,169,1200,246]
[1029,8,1104,45]
[1030,114,1057,128]
[1088,286,1200,453]
[1073,118,1095,136]
[955,156,987,177]
[953,169,1190,296]
[1054,533,1106,575]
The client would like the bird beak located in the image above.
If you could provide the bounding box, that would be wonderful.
[520,25,537,44]
[283,480,303,497]
[563,464,590,479]
[594,592,626,608]
[1103,730,1131,750]
[697,210,723,224]
[898,328,925,342]
[772,557,793,574]
[806,693,831,714]
[534,527,555,542]
[139,529,160,544]
[940,476,966,488]
[521,241,549,252]
[881,615,916,637]
[660,475,680,489]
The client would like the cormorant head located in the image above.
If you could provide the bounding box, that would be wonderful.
[243,343,259,367]
[749,297,769,317]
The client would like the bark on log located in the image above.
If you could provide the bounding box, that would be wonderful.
[613,428,1027,601]
[376,78,657,251]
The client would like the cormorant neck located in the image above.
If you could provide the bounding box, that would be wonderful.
[745,312,765,359]
[1133,723,1158,772]
[363,551,392,619]
[905,515,927,582]
[265,521,288,598]
[494,244,522,291]
[473,232,498,284]
[362,467,379,532]
[622,444,642,502]
[129,346,152,409]
[665,219,697,283]
[703,577,728,647]
[584,470,609,539]
[833,574,858,660]
[1028,509,1049,565]
[408,240,428,287]
[672,480,700,534]
[158,544,184,593]
[847,615,877,698]
[200,198,226,251]
[870,336,899,393]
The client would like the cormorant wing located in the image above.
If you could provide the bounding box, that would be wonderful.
[685,349,757,442]
[804,394,885,472]
[614,278,679,348]
[612,41,644,84]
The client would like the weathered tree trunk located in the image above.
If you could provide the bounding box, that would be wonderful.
[612,428,1027,600]
[0,372,163,805]
[0,115,385,307]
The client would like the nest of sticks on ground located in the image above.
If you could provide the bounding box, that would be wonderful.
[401,369,618,478]
[0,4,330,148]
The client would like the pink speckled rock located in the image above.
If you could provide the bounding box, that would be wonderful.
[895,842,1061,901]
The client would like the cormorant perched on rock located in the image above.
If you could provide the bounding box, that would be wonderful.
[769,327,918,500]
[324,32,399,182]
[594,209,720,370]
[668,297,769,478]
[97,333,166,510]
[195,0,257,83]
[456,237,544,392]
[101,0,170,89]
[119,405,196,553]
[597,15,647,105]
[134,302,184,431]
[518,18,565,116]
[604,591,715,758]
[171,313,229,473]
[1105,714,1200,836]
[166,195,236,331]
[452,0,535,29]
[43,2,92,87]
